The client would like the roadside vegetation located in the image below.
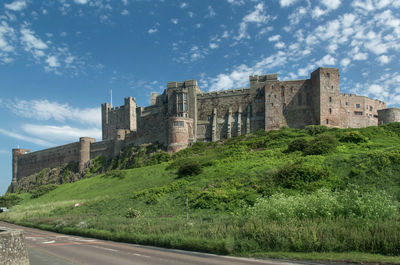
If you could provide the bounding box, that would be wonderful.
[1,123,400,263]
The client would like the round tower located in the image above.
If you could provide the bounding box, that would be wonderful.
[168,117,194,153]
[79,137,96,172]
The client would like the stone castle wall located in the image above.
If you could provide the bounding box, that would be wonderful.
[11,67,399,187]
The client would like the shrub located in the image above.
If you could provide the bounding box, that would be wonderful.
[248,187,399,221]
[0,193,22,208]
[31,184,58,199]
[274,159,329,190]
[340,131,368,143]
[286,138,308,153]
[304,134,338,155]
[305,125,330,136]
[177,161,202,177]
[125,208,141,218]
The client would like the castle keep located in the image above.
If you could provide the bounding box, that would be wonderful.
[11,67,400,190]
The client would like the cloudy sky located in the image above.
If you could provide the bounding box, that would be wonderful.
[1,0,400,194]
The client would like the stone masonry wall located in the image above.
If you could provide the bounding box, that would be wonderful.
[0,228,29,265]
[16,142,81,180]
[378,108,400,124]
[196,88,264,141]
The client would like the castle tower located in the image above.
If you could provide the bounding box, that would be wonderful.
[11,148,30,192]
[101,97,137,141]
[101,102,111,140]
[166,80,200,152]
[310,68,340,127]
[79,137,96,172]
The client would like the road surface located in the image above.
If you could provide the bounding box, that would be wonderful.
[0,221,343,265]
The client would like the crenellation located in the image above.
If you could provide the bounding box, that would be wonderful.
[11,67,399,188]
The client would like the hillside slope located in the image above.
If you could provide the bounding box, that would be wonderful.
[1,124,400,259]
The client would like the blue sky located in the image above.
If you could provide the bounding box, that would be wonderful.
[1,0,400,194]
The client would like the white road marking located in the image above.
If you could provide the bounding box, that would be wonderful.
[42,240,55,244]
[90,245,119,252]
[133,253,150,258]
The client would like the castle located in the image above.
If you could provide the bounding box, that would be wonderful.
[11,67,400,191]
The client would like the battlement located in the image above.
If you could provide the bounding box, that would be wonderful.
[197,88,250,98]
[249,74,278,83]
[167,80,198,89]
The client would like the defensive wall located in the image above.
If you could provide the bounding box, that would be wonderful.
[0,227,29,265]
[10,67,400,189]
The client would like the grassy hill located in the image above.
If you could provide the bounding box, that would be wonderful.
[1,124,400,262]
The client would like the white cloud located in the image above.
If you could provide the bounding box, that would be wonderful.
[6,99,101,126]
[320,0,341,10]
[0,21,16,61]
[148,23,159,34]
[312,7,327,18]
[317,54,336,65]
[209,43,218,49]
[0,128,53,147]
[121,9,129,16]
[207,51,287,91]
[340,58,351,68]
[171,18,179,24]
[180,2,188,8]
[353,52,368,60]
[21,124,101,143]
[275,42,285,49]
[74,0,88,4]
[4,0,27,11]
[20,26,48,58]
[46,56,60,68]
[227,0,244,5]
[377,54,391,64]
[279,0,299,7]
[122,0,128,5]
[235,3,271,40]
[206,5,216,18]
[268,34,281,42]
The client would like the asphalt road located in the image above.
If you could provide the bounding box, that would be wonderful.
[0,221,342,265]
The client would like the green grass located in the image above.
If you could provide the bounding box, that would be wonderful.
[247,252,400,264]
[2,123,400,262]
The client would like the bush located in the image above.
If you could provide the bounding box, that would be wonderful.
[304,134,338,155]
[339,131,369,143]
[248,187,399,221]
[177,161,202,177]
[274,158,329,190]
[125,208,141,218]
[305,125,329,136]
[286,138,308,153]
[31,184,58,199]
[0,193,22,208]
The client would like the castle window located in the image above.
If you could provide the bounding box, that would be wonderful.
[281,86,285,97]
[298,94,302,105]
[274,94,277,99]
[290,87,294,93]
[356,104,361,108]
[271,103,274,106]
[178,104,183,112]
[329,97,332,103]
[306,94,310,105]
[283,103,287,114]
[370,106,373,111]
[354,111,363,115]
[329,108,332,114]
[207,115,211,121]
[326,119,329,124]
[183,93,187,100]
[345,102,349,106]
[326,73,330,78]
[183,103,188,111]
[331,85,334,89]
[173,121,184,127]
